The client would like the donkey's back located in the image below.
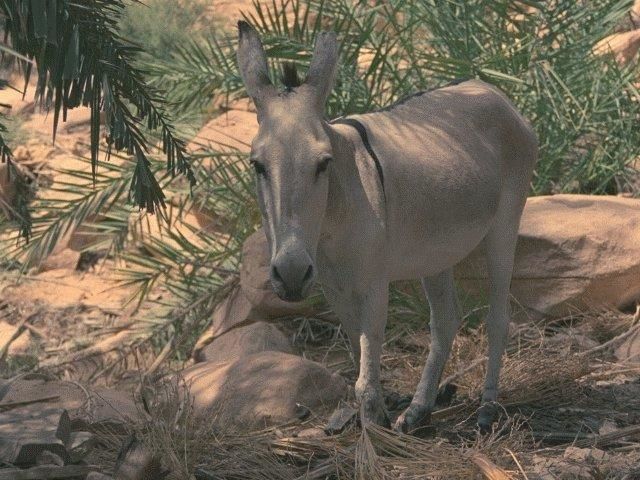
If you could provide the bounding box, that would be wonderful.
[341,79,537,279]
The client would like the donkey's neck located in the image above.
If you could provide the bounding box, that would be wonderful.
[320,121,386,241]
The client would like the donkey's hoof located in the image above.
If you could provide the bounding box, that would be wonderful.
[393,405,432,435]
[477,402,499,434]
[361,392,391,428]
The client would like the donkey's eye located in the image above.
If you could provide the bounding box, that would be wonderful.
[315,156,332,176]
[251,160,267,177]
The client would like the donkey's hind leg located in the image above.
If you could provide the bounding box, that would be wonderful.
[394,268,461,434]
[478,195,526,432]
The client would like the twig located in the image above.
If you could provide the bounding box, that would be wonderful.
[0,311,39,362]
[579,305,640,357]
[469,452,511,480]
[440,356,487,387]
[505,448,529,480]
[0,394,60,410]
[143,333,175,379]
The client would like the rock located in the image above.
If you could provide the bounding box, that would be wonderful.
[193,321,293,363]
[0,465,97,479]
[114,437,162,480]
[296,427,326,439]
[37,248,81,272]
[0,408,71,465]
[457,195,640,319]
[593,30,640,65]
[178,351,346,429]
[67,431,96,464]
[563,446,608,463]
[240,229,314,318]
[615,327,640,363]
[87,473,115,480]
[0,379,144,431]
[324,406,358,435]
[192,286,259,357]
[632,0,640,25]
[35,450,65,466]
[545,332,599,352]
[187,109,257,154]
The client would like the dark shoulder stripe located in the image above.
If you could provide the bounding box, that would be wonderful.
[330,117,385,198]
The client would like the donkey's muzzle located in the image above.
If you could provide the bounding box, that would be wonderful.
[270,248,316,302]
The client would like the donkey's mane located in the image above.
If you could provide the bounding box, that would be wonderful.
[280,62,302,92]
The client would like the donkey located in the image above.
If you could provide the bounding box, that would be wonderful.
[236,21,537,433]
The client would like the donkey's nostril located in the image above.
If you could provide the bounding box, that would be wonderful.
[302,264,314,284]
[271,265,284,284]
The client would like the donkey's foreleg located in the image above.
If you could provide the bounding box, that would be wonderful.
[394,269,461,433]
[354,280,390,427]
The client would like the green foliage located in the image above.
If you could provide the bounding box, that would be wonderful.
[119,0,209,62]
[153,0,640,195]
[6,0,640,360]
[0,0,195,240]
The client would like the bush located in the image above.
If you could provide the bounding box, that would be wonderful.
[154,0,640,195]
[119,0,210,62]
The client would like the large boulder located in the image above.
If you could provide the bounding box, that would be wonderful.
[240,229,315,318]
[457,195,640,319]
[0,378,144,430]
[192,286,258,357]
[187,108,257,154]
[178,351,346,429]
[193,320,293,363]
[593,29,640,66]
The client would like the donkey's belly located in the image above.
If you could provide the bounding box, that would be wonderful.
[387,215,492,280]
[384,151,502,280]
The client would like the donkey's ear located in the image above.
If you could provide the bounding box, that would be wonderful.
[237,21,275,108]
[306,31,340,107]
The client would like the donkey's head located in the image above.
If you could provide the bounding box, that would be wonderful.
[237,21,339,302]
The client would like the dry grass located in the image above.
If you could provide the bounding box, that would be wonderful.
[3,287,640,479]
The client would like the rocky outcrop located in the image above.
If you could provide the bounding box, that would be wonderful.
[457,195,640,319]
[193,320,293,363]
[178,351,346,429]
[593,29,640,65]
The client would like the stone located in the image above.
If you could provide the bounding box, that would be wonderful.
[634,0,640,24]
[67,431,96,464]
[191,286,259,357]
[178,351,346,429]
[37,248,82,272]
[296,427,326,439]
[545,332,599,352]
[0,408,71,465]
[324,406,358,435]
[593,30,640,65]
[457,195,640,319]
[615,327,640,364]
[193,321,293,364]
[0,379,144,431]
[187,109,257,154]
[240,229,314,318]
[87,473,115,480]
[35,450,65,466]
[113,437,162,480]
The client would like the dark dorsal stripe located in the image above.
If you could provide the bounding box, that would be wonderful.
[330,79,470,200]
[330,117,386,198]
